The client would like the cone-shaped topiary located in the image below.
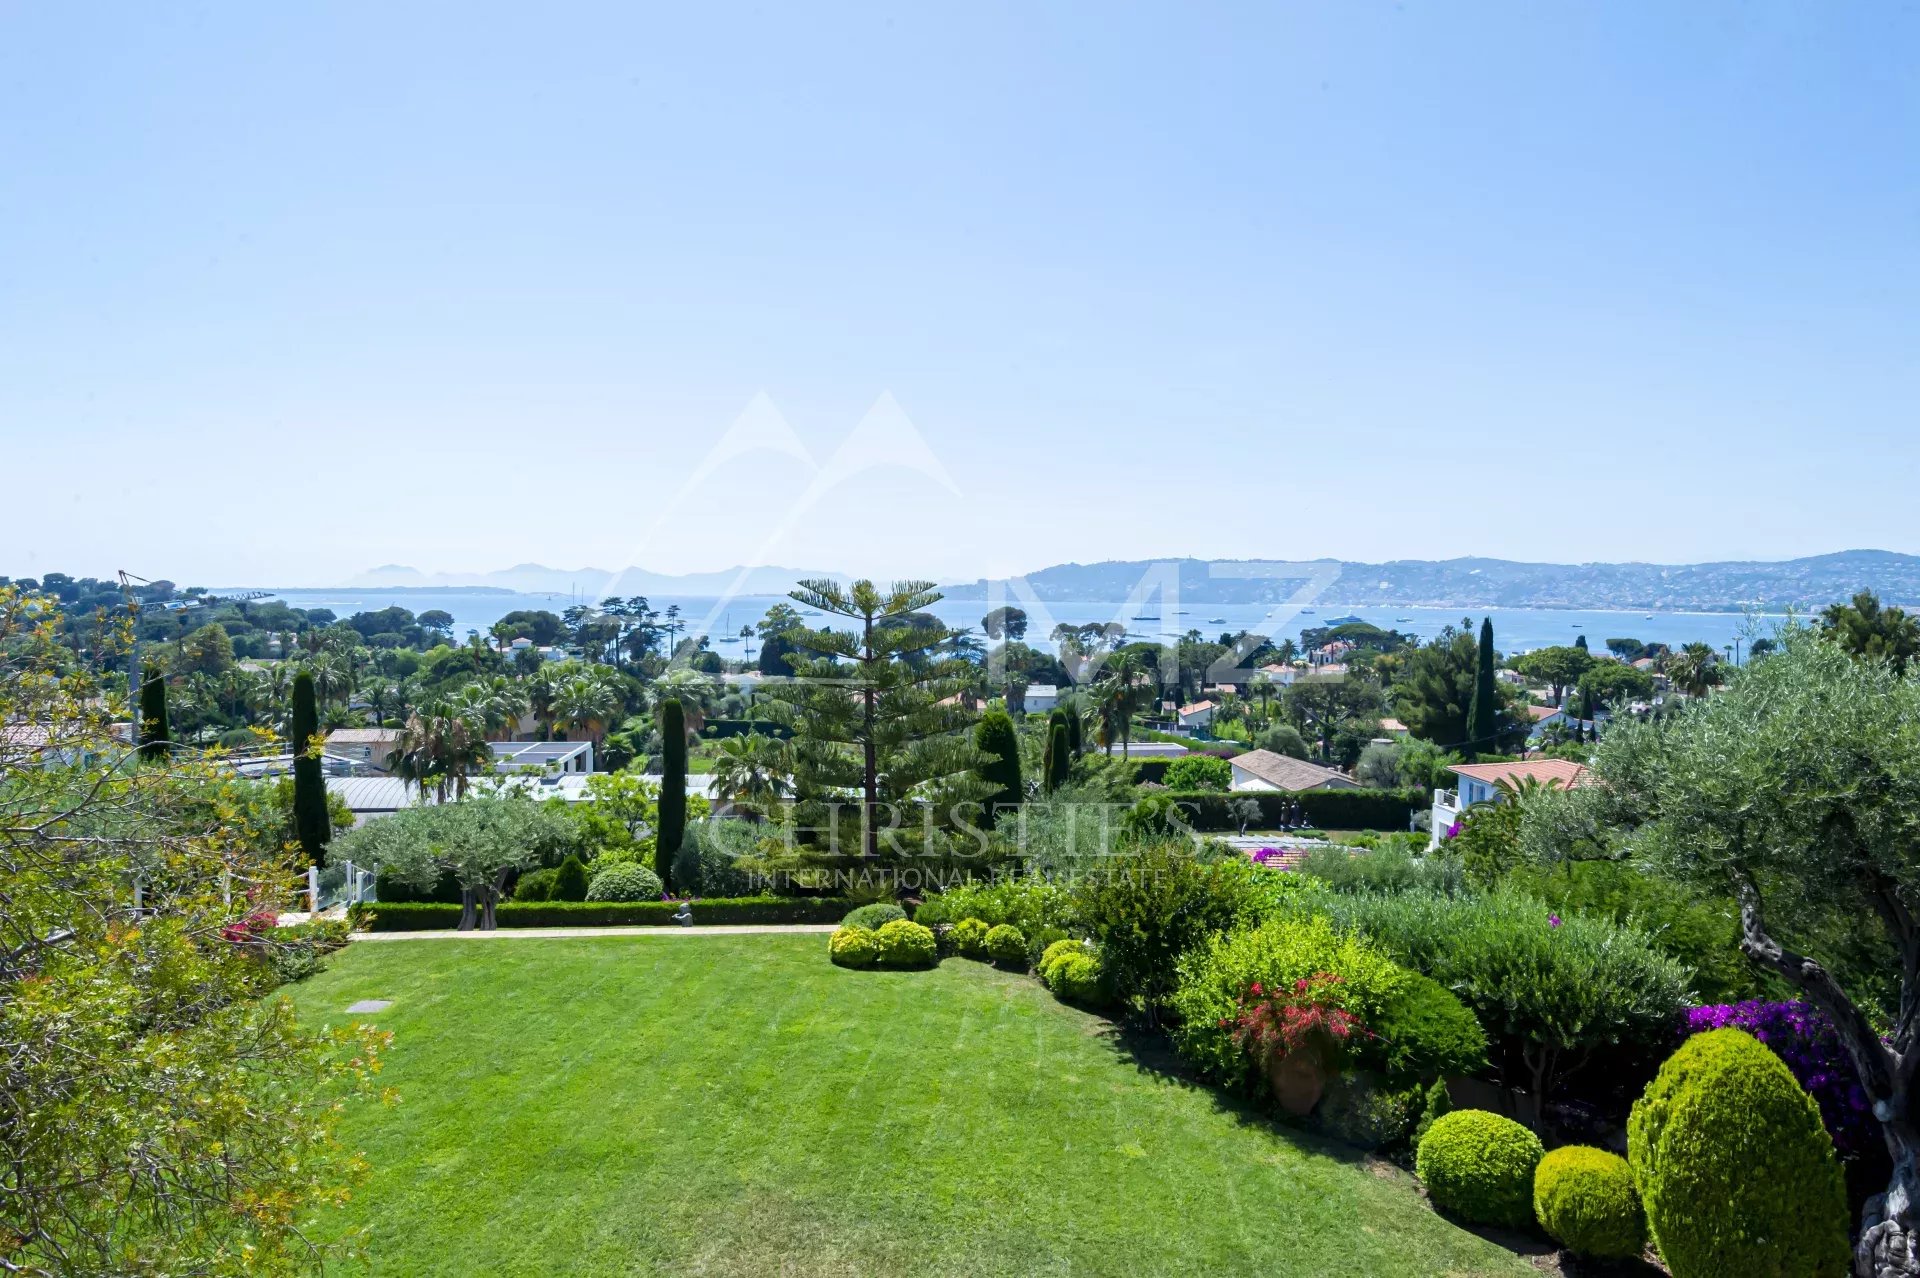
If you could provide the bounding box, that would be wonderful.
[1415,1109,1544,1230]
[1532,1145,1645,1260]
[137,664,171,762]
[973,708,1022,828]
[552,854,590,902]
[1627,1028,1848,1278]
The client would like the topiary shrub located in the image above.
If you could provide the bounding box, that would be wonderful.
[1532,1146,1645,1260]
[1415,1109,1545,1230]
[586,862,664,902]
[1628,1028,1849,1278]
[1046,951,1112,1007]
[951,917,991,958]
[985,923,1028,967]
[872,919,937,968]
[843,902,907,931]
[829,925,879,969]
[1364,970,1488,1084]
[514,867,558,902]
[553,854,590,902]
[1412,1078,1453,1148]
[1038,938,1086,982]
[1023,924,1071,966]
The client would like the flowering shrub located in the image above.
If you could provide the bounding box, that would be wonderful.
[219,908,278,946]
[1683,999,1875,1160]
[1228,973,1366,1073]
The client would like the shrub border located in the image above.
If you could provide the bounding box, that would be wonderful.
[361,897,854,931]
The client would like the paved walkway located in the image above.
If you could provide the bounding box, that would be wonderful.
[352,923,839,941]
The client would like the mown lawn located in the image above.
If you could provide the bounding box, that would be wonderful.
[290,936,1533,1277]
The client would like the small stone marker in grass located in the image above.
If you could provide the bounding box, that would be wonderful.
[347,1000,392,1013]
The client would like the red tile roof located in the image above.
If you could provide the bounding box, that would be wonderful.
[1448,758,1591,790]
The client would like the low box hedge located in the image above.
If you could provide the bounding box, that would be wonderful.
[1154,787,1422,832]
[361,897,855,931]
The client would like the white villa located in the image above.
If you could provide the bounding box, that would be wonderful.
[1227,749,1357,793]
[1430,758,1591,848]
[1177,699,1217,730]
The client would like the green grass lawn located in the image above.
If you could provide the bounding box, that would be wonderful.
[290,937,1534,1277]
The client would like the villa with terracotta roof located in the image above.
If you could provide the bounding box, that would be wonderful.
[1228,749,1357,794]
[1429,757,1591,848]
[1176,699,1217,729]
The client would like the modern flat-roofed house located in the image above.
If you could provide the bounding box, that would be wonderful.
[1024,683,1061,715]
[490,739,595,775]
[1228,748,1357,793]
[324,727,402,772]
[1430,758,1591,848]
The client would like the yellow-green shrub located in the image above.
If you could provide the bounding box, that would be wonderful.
[873,919,937,968]
[984,923,1027,966]
[1627,1028,1848,1278]
[951,917,990,958]
[828,925,879,969]
[1415,1109,1544,1230]
[1532,1146,1644,1259]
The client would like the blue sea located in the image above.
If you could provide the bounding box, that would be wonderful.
[259,587,1786,659]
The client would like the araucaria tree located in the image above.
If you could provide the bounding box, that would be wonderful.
[1465,617,1497,755]
[657,697,687,890]
[137,663,170,761]
[759,579,995,891]
[1542,630,1920,1276]
[290,668,330,864]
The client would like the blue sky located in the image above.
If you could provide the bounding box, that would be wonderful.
[2,2,1915,586]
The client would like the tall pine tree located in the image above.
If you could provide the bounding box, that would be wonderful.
[1465,617,1498,757]
[759,579,994,890]
[136,665,170,762]
[290,670,331,865]
[657,698,687,892]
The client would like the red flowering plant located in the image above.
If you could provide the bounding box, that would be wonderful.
[1224,972,1368,1072]
[219,907,278,947]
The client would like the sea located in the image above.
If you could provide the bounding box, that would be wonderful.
[257,588,1787,659]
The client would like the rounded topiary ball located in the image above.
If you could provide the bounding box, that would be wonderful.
[1532,1146,1645,1259]
[828,925,879,969]
[873,919,937,968]
[1628,1028,1848,1278]
[1038,938,1085,984]
[1047,951,1111,1006]
[951,917,991,957]
[585,862,664,902]
[1415,1109,1545,1230]
[984,923,1028,966]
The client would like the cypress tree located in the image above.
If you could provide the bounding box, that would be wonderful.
[1046,720,1071,794]
[657,698,687,891]
[136,664,170,762]
[1064,702,1084,756]
[1574,634,1589,652]
[290,670,331,865]
[1466,617,1498,757]
[973,708,1022,826]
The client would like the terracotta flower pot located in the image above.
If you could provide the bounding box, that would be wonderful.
[1267,1051,1328,1116]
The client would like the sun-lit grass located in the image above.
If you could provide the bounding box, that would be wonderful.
[290,936,1533,1276]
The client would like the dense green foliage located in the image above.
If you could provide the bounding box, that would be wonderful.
[1628,1029,1848,1278]
[137,662,170,760]
[672,818,762,898]
[553,854,590,902]
[915,877,1078,937]
[973,708,1023,824]
[830,924,880,968]
[1415,1109,1544,1230]
[1164,754,1232,792]
[1531,1146,1645,1260]
[1368,972,1490,1083]
[985,922,1028,966]
[1072,844,1267,1015]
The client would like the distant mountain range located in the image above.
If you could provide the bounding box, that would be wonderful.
[936,550,1920,612]
[347,551,1918,612]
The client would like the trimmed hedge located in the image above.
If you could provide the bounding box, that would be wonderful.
[1532,1146,1645,1260]
[829,925,879,968]
[843,903,907,931]
[362,897,855,931]
[1415,1109,1545,1230]
[985,923,1028,967]
[1628,1028,1849,1278]
[1148,788,1422,832]
[873,919,938,968]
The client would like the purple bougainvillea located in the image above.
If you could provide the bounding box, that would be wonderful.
[1684,1000,1877,1159]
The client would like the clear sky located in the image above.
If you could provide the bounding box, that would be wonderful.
[3,2,1916,587]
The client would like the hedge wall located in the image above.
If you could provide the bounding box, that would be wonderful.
[361,897,854,931]
[1156,788,1422,832]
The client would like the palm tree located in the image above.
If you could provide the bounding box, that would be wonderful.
[1665,642,1722,699]
[390,703,493,803]
[551,667,624,746]
[708,733,792,818]
[655,667,720,734]
[1095,651,1148,758]
[361,679,392,728]
[1249,671,1276,723]
[449,675,530,741]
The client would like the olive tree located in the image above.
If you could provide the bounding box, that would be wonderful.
[334,790,560,928]
[1540,630,1920,1277]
